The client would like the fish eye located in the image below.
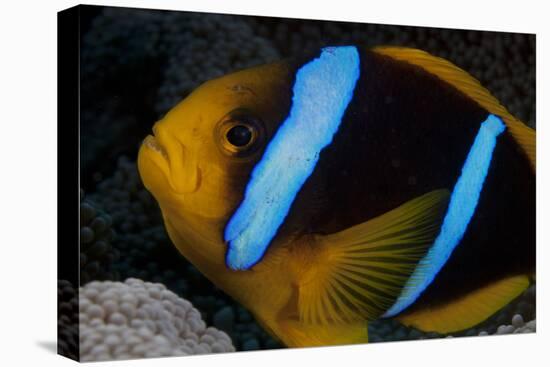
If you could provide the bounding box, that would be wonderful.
[226,125,253,147]
[216,109,265,157]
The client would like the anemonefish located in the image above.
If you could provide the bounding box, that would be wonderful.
[138,46,535,347]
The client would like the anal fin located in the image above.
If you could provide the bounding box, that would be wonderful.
[396,274,531,333]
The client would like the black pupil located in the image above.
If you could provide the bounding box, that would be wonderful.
[226,125,252,147]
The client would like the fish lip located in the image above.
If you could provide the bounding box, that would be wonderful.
[144,127,202,195]
[140,134,171,185]
[143,134,169,161]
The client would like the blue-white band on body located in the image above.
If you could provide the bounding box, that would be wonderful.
[224,46,361,270]
[383,114,506,317]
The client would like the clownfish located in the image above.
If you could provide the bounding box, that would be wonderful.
[138,46,535,347]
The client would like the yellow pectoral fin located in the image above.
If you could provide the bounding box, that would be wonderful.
[298,189,450,326]
[396,274,531,334]
[373,46,536,171]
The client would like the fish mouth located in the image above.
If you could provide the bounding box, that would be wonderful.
[141,127,203,196]
[143,134,169,161]
[139,134,171,190]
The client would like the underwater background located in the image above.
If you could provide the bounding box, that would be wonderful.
[60,5,535,361]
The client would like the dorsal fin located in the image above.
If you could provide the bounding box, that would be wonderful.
[372,46,535,171]
[297,189,450,325]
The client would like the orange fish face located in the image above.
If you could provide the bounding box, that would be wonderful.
[138,61,295,266]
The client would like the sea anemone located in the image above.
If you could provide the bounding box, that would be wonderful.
[79,278,235,361]
[58,279,79,360]
[80,189,119,284]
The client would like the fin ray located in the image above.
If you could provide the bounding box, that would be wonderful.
[297,189,450,324]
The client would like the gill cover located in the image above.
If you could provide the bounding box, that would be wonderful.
[224,46,361,270]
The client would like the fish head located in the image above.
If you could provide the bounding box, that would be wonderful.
[137,61,294,261]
